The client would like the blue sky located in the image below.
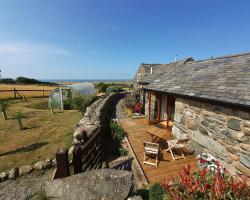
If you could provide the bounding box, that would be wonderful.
[0,0,250,80]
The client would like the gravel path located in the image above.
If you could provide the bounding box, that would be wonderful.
[116,99,128,120]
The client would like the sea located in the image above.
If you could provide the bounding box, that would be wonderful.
[40,79,131,83]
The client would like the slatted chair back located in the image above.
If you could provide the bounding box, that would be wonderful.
[143,142,160,167]
[144,142,159,154]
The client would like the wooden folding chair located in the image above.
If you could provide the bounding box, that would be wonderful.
[143,142,160,167]
[165,139,185,161]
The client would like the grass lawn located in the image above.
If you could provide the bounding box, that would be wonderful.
[0,97,81,172]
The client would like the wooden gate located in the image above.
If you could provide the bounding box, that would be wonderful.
[72,128,102,174]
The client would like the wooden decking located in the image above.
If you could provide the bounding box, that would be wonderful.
[119,118,197,183]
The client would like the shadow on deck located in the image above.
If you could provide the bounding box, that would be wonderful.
[119,118,197,183]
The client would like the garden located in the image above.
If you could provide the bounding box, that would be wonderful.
[135,154,250,200]
[122,93,144,118]
[0,93,98,172]
[102,119,128,164]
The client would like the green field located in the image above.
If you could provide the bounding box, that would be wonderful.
[0,97,81,172]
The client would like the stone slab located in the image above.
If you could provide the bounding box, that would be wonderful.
[227,118,241,131]
[240,154,250,169]
[191,132,228,160]
[19,165,33,176]
[45,169,132,200]
[233,161,250,176]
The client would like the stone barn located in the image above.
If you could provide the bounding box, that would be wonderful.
[133,52,250,176]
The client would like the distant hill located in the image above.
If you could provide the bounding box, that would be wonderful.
[0,77,57,86]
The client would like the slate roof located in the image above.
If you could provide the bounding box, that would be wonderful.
[143,52,250,107]
[133,58,193,84]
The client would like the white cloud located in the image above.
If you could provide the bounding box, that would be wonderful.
[0,42,68,55]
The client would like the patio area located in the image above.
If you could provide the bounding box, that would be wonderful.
[119,118,197,183]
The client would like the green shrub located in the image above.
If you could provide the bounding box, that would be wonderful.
[110,121,125,141]
[96,82,110,93]
[106,86,123,94]
[119,147,128,156]
[71,94,96,115]
[0,100,9,111]
[63,98,73,110]
[0,78,16,84]
[15,76,56,85]
[16,76,42,84]
[135,188,150,200]
[149,183,165,200]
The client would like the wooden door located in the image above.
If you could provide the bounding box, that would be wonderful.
[148,92,161,124]
[167,95,175,126]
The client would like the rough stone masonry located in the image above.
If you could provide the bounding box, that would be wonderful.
[73,92,125,145]
[172,97,250,176]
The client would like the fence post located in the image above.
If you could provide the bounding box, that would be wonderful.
[54,148,70,179]
[43,90,45,97]
[73,145,83,174]
[13,88,17,99]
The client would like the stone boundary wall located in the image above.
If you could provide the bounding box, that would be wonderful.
[73,92,126,145]
[173,97,250,176]
[0,158,55,182]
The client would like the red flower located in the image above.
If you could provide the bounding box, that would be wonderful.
[133,103,142,113]
[183,165,191,175]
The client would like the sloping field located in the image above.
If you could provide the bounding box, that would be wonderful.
[0,98,81,172]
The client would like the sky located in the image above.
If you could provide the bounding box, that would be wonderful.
[0,0,250,80]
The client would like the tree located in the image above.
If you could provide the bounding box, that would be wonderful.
[106,86,123,94]
[0,100,9,120]
[16,76,42,84]
[0,78,16,84]
[71,95,96,116]
[96,82,109,93]
[15,76,57,86]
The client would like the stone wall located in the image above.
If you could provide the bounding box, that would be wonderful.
[173,97,250,176]
[73,92,126,144]
[144,92,149,116]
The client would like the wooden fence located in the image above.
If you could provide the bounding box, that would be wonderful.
[0,88,52,99]
[73,128,102,174]
[54,128,102,179]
